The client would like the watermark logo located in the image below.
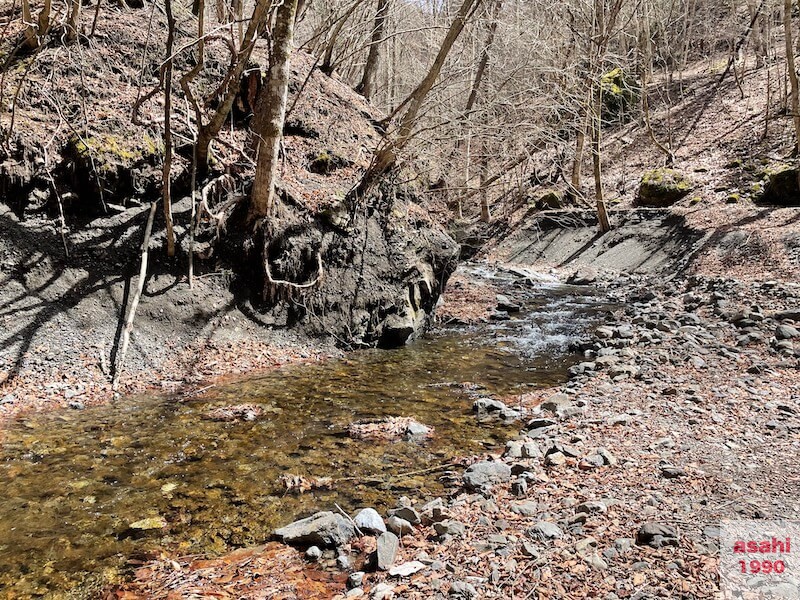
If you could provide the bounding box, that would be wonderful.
[721,520,800,598]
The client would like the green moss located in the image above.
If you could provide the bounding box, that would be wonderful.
[726,193,740,204]
[71,134,142,162]
[637,168,694,207]
[689,196,702,204]
[600,67,639,123]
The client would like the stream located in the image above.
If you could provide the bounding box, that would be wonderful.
[0,268,610,598]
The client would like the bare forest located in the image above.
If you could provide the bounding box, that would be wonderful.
[2,0,800,597]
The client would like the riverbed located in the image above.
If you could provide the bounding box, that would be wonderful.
[0,270,608,598]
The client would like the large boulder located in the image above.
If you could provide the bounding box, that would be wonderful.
[636,169,693,207]
[274,511,355,548]
[759,163,800,206]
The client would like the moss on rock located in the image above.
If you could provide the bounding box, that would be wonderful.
[636,168,694,207]
[758,163,800,206]
[600,68,639,123]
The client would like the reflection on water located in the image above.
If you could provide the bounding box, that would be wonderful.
[0,279,605,598]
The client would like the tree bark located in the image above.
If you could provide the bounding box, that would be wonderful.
[464,0,502,115]
[250,0,299,220]
[66,0,81,41]
[357,0,390,100]
[785,0,800,154]
[163,0,176,256]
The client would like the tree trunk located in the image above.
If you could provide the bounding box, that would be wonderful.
[196,0,272,168]
[785,0,800,154]
[163,0,176,256]
[250,0,299,220]
[321,0,367,73]
[66,0,81,41]
[358,0,483,194]
[356,0,390,100]
[464,0,502,115]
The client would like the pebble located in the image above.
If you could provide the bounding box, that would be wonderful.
[305,546,322,561]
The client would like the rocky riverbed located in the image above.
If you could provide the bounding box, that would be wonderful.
[113,267,800,599]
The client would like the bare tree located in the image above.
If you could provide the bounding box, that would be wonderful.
[358,0,484,194]
[785,0,800,154]
[356,0,390,100]
[250,0,300,219]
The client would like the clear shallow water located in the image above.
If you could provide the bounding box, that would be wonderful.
[0,276,607,598]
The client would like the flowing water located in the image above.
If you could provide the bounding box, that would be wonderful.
[0,271,609,598]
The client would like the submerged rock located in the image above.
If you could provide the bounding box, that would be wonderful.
[128,517,167,530]
[347,417,433,441]
[274,511,355,548]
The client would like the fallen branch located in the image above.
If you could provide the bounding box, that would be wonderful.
[112,201,158,390]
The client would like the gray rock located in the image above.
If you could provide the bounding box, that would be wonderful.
[525,417,557,431]
[567,267,597,286]
[576,500,607,514]
[354,508,386,535]
[615,325,635,339]
[348,571,365,588]
[636,522,678,548]
[463,461,511,490]
[305,546,322,561]
[660,465,686,479]
[405,421,432,438]
[521,541,540,558]
[540,393,571,414]
[596,326,614,339]
[389,561,426,577]
[583,553,608,570]
[0,393,16,405]
[370,582,395,600]
[511,478,528,497]
[529,521,563,540]
[504,440,523,459]
[473,397,507,413]
[274,511,355,548]
[376,531,399,570]
[449,581,478,599]
[545,452,566,466]
[776,324,800,340]
[337,554,351,570]
[434,520,465,537]
[496,294,521,313]
[390,506,421,525]
[386,515,413,536]
[511,501,539,517]
[521,442,542,459]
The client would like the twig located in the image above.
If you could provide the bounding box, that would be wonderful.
[334,502,364,537]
